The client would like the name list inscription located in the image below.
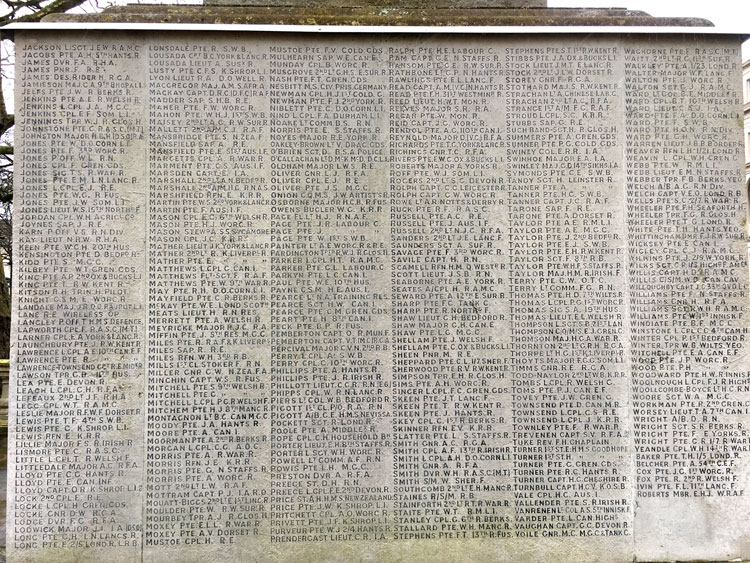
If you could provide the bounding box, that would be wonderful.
[10,32,749,563]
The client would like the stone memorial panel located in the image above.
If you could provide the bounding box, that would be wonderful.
[8,30,750,562]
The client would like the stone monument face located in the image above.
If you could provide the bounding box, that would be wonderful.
[7,28,750,563]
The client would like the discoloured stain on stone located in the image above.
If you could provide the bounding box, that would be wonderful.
[42,6,714,26]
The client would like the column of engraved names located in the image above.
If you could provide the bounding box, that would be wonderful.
[625,42,750,501]
[505,44,631,537]
[388,41,513,541]
[11,37,146,559]
[268,39,392,543]
[146,42,271,552]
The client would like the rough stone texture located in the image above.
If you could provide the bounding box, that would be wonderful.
[8,29,749,563]
[41,7,714,26]
[202,0,546,7]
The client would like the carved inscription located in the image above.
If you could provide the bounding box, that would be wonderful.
[12,39,146,562]
[623,40,749,560]
[9,32,749,563]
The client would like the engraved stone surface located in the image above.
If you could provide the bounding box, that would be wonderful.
[8,30,749,563]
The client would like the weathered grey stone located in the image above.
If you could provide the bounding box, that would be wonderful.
[41,6,714,26]
[202,0,546,7]
[7,28,749,563]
